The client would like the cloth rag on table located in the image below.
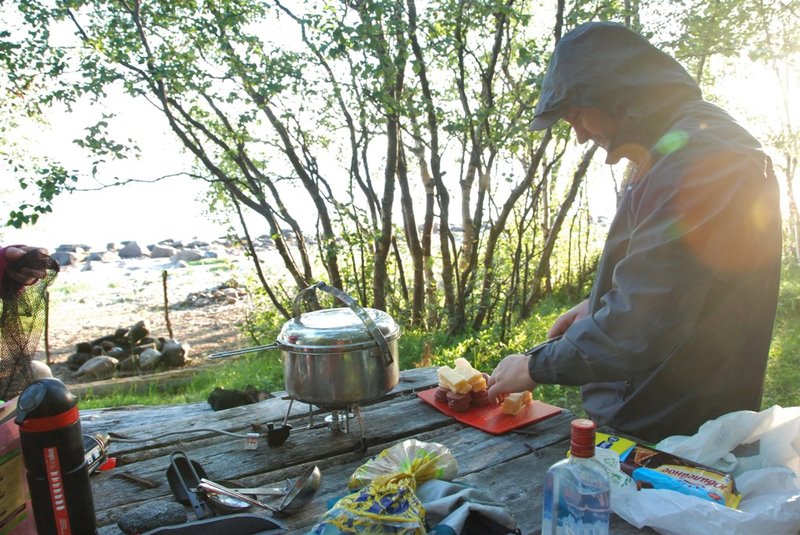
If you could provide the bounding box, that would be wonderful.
[416,480,520,535]
[310,479,519,534]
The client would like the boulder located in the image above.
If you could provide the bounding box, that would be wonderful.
[127,321,149,344]
[169,249,204,263]
[51,251,83,267]
[118,241,145,258]
[161,239,183,248]
[161,339,189,367]
[106,346,126,359]
[75,356,119,380]
[118,355,140,373]
[30,360,53,380]
[150,244,178,259]
[86,250,120,263]
[56,244,91,253]
[138,348,162,370]
[67,352,93,371]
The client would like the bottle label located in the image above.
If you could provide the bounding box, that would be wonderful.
[43,447,72,535]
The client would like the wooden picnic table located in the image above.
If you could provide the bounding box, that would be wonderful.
[82,366,653,534]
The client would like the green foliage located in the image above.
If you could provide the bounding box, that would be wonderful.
[78,265,800,418]
[4,0,799,386]
[763,262,800,409]
[5,163,79,228]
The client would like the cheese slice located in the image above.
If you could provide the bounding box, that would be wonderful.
[454,357,483,385]
[471,377,487,393]
[501,391,532,415]
[437,366,472,394]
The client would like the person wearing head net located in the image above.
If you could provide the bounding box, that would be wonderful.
[486,22,782,443]
[0,246,51,289]
[0,244,59,399]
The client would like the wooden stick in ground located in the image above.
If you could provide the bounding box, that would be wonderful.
[162,270,174,339]
[44,289,51,365]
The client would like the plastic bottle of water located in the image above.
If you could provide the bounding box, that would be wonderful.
[541,418,610,534]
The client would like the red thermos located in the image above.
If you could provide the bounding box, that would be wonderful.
[15,378,98,535]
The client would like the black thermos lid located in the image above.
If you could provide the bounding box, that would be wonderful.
[15,378,77,425]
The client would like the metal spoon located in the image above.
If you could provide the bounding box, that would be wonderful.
[198,465,322,516]
[224,484,288,497]
[274,465,322,515]
[197,479,275,512]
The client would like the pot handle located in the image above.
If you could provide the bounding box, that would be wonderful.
[294,282,394,367]
[207,343,278,359]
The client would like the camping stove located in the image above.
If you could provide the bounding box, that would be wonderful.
[283,398,368,451]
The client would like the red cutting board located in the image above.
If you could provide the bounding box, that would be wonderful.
[418,387,563,435]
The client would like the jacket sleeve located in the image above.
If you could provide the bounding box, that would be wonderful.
[529,146,772,385]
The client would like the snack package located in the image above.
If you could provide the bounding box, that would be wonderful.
[595,432,741,508]
[310,440,458,534]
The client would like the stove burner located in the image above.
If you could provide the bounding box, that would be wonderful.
[324,411,355,432]
[283,398,368,451]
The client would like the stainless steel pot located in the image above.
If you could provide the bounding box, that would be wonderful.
[209,282,400,407]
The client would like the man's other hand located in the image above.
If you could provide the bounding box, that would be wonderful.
[547,298,590,339]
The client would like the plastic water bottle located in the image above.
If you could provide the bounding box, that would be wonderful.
[541,418,610,534]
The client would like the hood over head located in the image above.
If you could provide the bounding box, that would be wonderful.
[531,22,702,155]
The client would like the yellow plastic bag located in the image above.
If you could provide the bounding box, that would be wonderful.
[310,440,458,534]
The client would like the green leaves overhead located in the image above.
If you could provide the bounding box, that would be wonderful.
[3,0,798,332]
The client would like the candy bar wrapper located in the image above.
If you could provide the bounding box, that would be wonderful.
[309,440,457,534]
[596,432,741,508]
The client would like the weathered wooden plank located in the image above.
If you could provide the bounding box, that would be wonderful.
[90,402,564,528]
[87,368,650,534]
[90,391,457,526]
[80,366,441,462]
[275,413,576,533]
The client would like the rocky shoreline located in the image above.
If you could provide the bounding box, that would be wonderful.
[37,237,279,386]
[49,234,281,269]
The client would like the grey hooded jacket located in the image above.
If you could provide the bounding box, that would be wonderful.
[527,23,782,442]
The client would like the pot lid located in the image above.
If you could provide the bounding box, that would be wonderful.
[277,307,399,349]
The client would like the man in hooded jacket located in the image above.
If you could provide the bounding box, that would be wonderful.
[486,22,782,442]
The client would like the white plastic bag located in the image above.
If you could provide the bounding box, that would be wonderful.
[605,405,800,535]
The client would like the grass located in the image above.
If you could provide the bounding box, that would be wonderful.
[76,263,800,415]
[77,349,285,409]
[763,263,800,409]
